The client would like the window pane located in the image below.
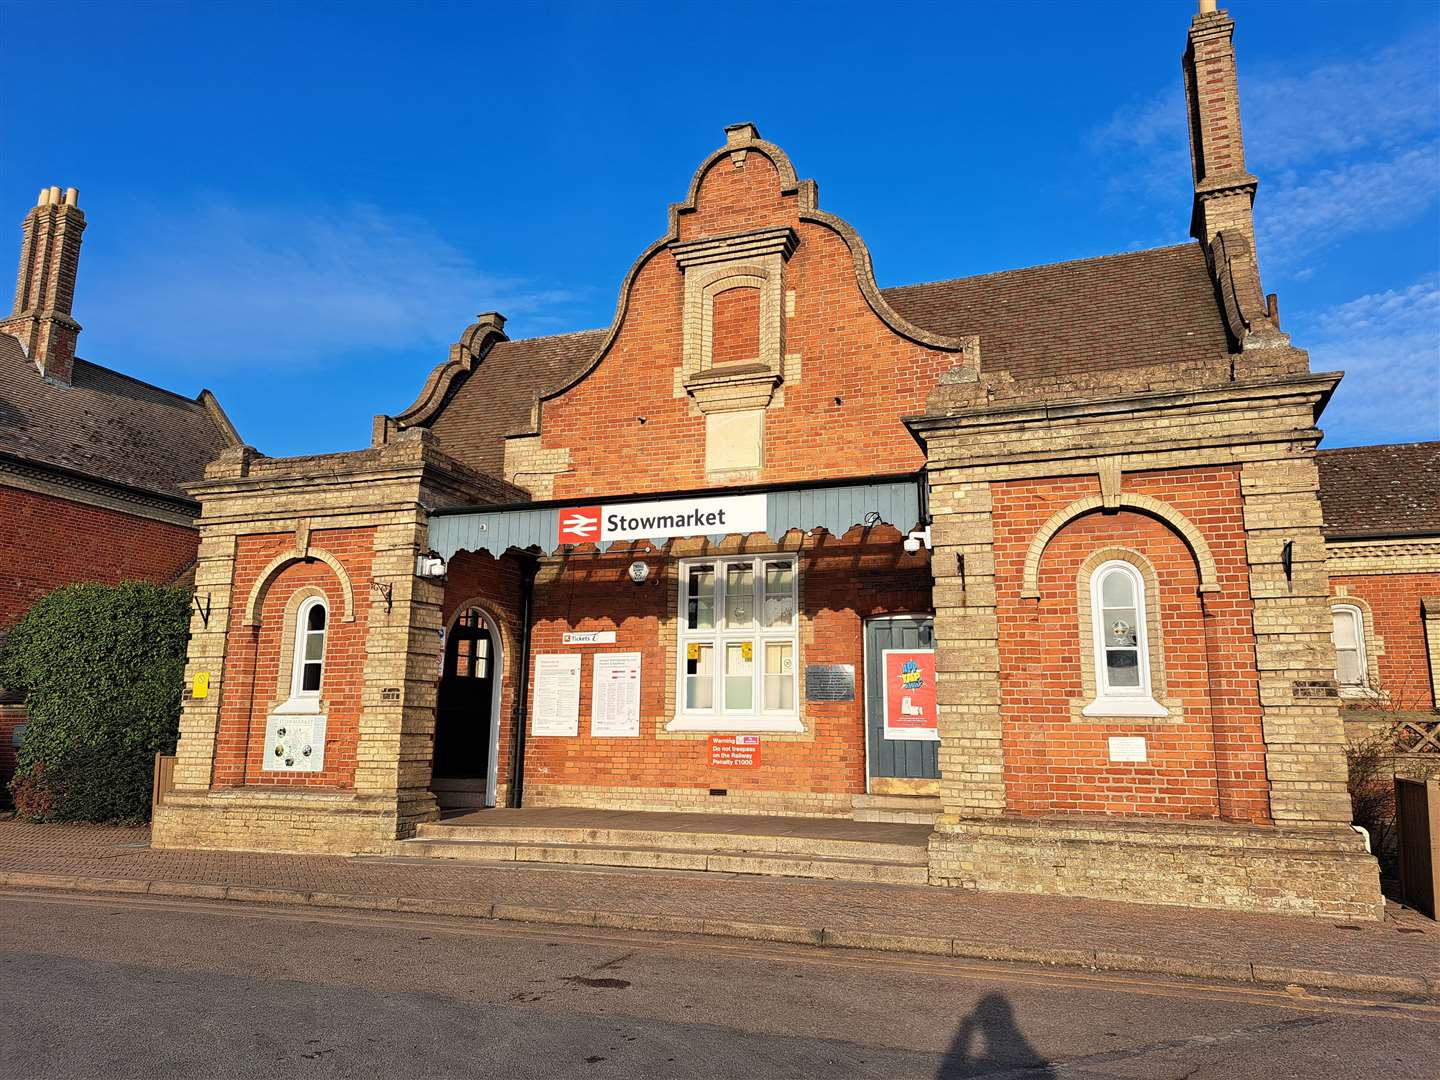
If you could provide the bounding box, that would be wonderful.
[725,641,754,710]
[685,643,714,709]
[763,562,795,627]
[301,661,322,692]
[1103,609,1138,648]
[687,566,715,630]
[307,604,326,631]
[764,642,793,710]
[1335,648,1363,686]
[1100,570,1134,609]
[1105,649,1140,687]
[1331,610,1359,650]
[725,565,754,626]
[304,631,325,662]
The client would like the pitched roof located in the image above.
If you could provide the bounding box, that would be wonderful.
[423,243,1236,476]
[0,333,236,502]
[881,243,1232,379]
[428,328,608,479]
[1317,442,1440,540]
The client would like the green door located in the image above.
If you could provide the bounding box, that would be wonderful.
[864,615,939,782]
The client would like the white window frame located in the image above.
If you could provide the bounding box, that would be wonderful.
[1082,560,1167,717]
[279,595,327,714]
[1331,603,1369,692]
[669,554,802,732]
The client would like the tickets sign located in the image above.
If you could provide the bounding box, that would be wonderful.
[557,494,767,545]
[881,649,939,741]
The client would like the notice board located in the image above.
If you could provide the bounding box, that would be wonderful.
[591,652,641,737]
[532,654,581,736]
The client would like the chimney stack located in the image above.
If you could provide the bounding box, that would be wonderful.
[0,186,87,383]
[1182,3,1258,264]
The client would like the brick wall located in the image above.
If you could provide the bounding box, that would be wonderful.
[991,466,1269,822]
[211,528,374,790]
[1332,571,1440,711]
[535,152,955,500]
[0,485,197,632]
[519,528,930,807]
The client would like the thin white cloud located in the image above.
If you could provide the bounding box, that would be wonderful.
[1306,276,1440,446]
[1092,38,1440,270]
[80,199,583,371]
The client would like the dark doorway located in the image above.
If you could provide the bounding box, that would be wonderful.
[433,607,498,808]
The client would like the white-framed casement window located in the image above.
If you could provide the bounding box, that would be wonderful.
[670,554,801,732]
[1331,604,1368,691]
[286,596,328,707]
[1082,560,1167,717]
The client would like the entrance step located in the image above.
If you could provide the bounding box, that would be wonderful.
[430,778,487,811]
[397,837,928,885]
[851,794,942,825]
[396,808,931,885]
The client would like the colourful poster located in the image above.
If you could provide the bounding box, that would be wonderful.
[881,649,939,741]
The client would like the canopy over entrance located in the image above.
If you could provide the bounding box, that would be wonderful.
[427,476,924,560]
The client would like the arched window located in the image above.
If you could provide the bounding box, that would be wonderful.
[1331,604,1367,688]
[290,596,328,700]
[1083,560,1166,717]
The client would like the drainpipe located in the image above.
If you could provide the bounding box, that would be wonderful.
[509,557,537,807]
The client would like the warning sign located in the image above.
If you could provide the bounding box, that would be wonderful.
[709,734,761,768]
[882,649,939,741]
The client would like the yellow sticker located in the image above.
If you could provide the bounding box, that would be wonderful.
[740,642,753,662]
[687,643,701,661]
[192,671,210,699]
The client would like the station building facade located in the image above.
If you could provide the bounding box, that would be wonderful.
[150,6,1437,919]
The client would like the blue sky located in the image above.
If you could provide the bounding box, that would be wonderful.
[3,0,1437,455]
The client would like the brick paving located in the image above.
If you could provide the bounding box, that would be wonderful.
[1,818,1435,988]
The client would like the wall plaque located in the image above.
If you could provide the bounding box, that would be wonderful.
[262,714,326,772]
[805,663,855,702]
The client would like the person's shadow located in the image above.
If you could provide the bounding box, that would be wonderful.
[935,993,1056,1079]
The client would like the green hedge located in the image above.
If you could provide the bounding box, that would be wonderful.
[1,581,190,823]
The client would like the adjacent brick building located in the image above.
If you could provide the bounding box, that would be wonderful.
[0,187,241,781]
[151,4,1435,919]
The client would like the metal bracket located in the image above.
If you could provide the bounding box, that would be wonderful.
[192,592,211,628]
[1280,540,1294,589]
[371,580,394,614]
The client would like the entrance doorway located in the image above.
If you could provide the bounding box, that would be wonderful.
[863,614,940,796]
[433,606,502,810]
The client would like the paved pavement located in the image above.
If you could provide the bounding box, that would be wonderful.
[3,889,1438,1079]
[0,819,1436,998]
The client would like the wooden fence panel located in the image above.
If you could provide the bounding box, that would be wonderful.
[1395,777,1439,919]
[151,753,176,815]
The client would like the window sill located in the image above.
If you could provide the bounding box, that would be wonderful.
[271,697,324,717]
[665,715,805,734]
[1081,696,1168,718]
[1337,686,1383,700]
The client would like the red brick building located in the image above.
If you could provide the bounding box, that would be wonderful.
[150,5,1435,919]
[0,187,241,779]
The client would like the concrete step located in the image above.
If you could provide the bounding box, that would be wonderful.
[431,779,487,811]
[851,794,942,825]
[410,822,925,863]
[395,837,930,885]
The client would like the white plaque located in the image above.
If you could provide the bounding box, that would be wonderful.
[591,652,641,738]
[532,654,581,736]
[1108,736,1147,763]
[262,714,326,772]
[564,631,617,645]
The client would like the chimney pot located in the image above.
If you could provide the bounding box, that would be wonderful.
[36,189,49,207]
[1199,0,1217,12]
[48,186,61,205]
[64,188,79,207]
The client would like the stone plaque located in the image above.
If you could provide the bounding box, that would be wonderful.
[805,663,855,702]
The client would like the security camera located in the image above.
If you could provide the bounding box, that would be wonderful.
[902,527,932,554]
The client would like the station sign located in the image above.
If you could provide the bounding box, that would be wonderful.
[557,493,767,545]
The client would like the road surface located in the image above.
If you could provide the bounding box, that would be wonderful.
[1,888,1435,1079]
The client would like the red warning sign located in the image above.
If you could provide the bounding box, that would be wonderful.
[557,506,602,545]
[709,734,761,768]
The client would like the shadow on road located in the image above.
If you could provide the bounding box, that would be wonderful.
[935,993,1056,1079]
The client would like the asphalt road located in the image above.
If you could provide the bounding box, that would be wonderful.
[1,889,1435,1080]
